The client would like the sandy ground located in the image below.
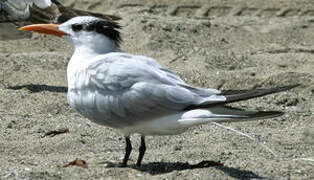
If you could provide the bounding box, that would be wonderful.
[0,0,313,179]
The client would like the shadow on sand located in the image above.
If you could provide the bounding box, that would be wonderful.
[7,84,67,93]
[103,160,264,179]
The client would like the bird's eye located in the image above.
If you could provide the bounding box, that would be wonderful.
[72,24,83,32]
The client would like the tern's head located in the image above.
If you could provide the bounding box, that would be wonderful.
[20,16,121,54]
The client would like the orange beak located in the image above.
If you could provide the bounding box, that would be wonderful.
[19,24,68,37]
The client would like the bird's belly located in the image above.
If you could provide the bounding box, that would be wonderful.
[120,113,189,136]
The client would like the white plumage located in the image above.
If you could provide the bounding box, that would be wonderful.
[20,16,298,166]
[67,52,227,135]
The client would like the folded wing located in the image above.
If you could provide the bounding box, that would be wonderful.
[84,53,225,119]
[81,53,298,124]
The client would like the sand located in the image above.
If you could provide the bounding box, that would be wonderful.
[0,0,313,179]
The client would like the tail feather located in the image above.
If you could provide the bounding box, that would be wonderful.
[179,106,283,127]
[207,106,283,123]
[52,0,121,23]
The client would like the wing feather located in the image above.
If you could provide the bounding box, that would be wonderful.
[85,53,225,118]
[0,0,51,21]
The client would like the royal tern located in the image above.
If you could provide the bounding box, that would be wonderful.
[0,0,120,24]
[20,16,298,167]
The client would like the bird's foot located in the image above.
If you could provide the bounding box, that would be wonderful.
[136,162,141,167]
[118,162,128,168]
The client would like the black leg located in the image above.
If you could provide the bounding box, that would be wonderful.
[136,136,146,166]
[121,136,132,167]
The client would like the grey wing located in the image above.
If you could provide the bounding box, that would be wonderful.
[0,0,51,21]
[184,84,299,110]
[83,53,298,128]
[86,53,226,120]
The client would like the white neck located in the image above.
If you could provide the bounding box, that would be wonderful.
[67,35,120,89]
[71,35,120,61]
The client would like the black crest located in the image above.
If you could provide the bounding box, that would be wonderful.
[71,19,122,46]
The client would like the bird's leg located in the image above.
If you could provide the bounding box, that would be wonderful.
[136,136,146,166]
[121,136,132,167]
